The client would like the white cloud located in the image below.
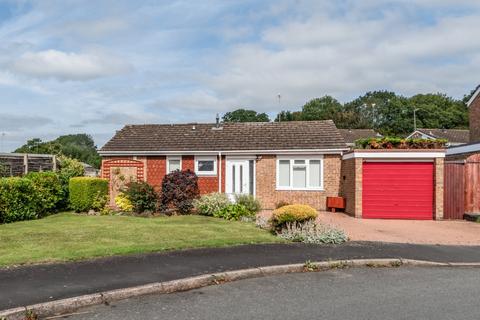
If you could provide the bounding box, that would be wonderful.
[10,49,133,81]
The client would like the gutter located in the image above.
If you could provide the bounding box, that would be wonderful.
[98,148,349,156]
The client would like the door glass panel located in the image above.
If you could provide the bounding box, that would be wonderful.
[240,165,243,193]
[232,165,236,193]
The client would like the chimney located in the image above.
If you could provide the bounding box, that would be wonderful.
[216,113,220,128]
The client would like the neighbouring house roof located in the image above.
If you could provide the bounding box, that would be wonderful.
[467,85,480,107]
[446,140,480,157]
[338,129,382,145]
[100,120,348,154]
[407,129,470,145]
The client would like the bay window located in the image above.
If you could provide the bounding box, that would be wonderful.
[276,156,323,190]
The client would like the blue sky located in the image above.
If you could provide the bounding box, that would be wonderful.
[0,0,479,151]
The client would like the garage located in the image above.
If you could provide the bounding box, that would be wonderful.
[362,162,434,219]
[341,150,445,220]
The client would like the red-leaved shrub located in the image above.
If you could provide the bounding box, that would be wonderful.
[160,170,199,214]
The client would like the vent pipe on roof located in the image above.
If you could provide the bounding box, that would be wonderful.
[216,113,220,128]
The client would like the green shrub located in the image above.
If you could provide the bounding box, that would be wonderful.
[271,204,318,229]
[0,177,39,223]
[25,172,63,217]
[69,177,108,212]
[122,181,157,213]
[234,194,261,214]
[214,203,252,221]
[194,193,231,216]
[57,156,85,209]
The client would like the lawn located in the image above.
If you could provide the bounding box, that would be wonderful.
[0,212,282,267]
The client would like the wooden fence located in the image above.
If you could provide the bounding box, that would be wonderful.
[0,153,57,177]
[444,159,480,219]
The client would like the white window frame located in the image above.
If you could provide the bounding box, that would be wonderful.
[276,155,324,191]
[167,156,182,173]
[194,155,217,176]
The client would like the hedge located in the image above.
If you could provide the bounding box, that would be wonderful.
[25,172,63,217]
[0,177,39,223]
[69,177,109,212]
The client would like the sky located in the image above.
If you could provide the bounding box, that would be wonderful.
[0,0,479,152]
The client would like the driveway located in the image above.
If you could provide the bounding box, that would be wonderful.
[318,212,480,245]
[67,267,480,320]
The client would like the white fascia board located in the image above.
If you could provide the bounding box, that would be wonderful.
[446,142,480,155]
[343,151,445,160]
[98,148,348,156]
[467,87,480,107]
[405,130,435,140]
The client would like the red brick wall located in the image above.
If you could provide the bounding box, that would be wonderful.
[182,155,223,194]
[255,154,342,211]
[146,156,166,192]
[470,93,480,142]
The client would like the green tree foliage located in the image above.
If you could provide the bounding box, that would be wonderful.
[223,108,270,122]
[275,90,469,136]
[15,134,101,168]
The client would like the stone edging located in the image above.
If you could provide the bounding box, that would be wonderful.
[1,258,478,320]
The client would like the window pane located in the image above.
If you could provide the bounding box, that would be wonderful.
[278,160,290,187]
[198,160,214,172]
[169,159,181,172]
[293,166,306,188]
[294,160,305,165]
[309,160,321,187]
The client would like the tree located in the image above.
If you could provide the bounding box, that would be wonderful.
[275,110,302,122]
[15,134,101,168]
[223,109,270,122]
[300,96,343,121]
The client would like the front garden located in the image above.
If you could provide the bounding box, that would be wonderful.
[0,162,347,267]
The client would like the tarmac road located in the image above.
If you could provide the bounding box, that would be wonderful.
[68,266,480,320]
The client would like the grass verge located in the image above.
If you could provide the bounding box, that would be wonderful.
[0,212,282,267]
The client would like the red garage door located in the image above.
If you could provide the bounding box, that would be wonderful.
[363,162,434,219]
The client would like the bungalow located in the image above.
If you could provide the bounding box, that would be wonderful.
[99,120,349,211]
[100,120,446,219]
[406,128,469,146]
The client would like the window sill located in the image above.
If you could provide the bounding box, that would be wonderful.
[196,172,217,177]
[276,187,325,192]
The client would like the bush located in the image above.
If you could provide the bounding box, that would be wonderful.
[160,170,199,214]
[69,177,108,212]
[122,181,157,213]
[277,220,348,244]
[213,204,252,221]
[194,193,231,216]
[234,194,261,214]
[114,194,133,212]
[25,172,63,217]
[57,156,85,209]
[355,137,447,149]
[271,204,318,229]
[275,200,291,209]
[0,177,39,223]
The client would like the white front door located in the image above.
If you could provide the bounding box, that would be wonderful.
[226,159,250,199]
